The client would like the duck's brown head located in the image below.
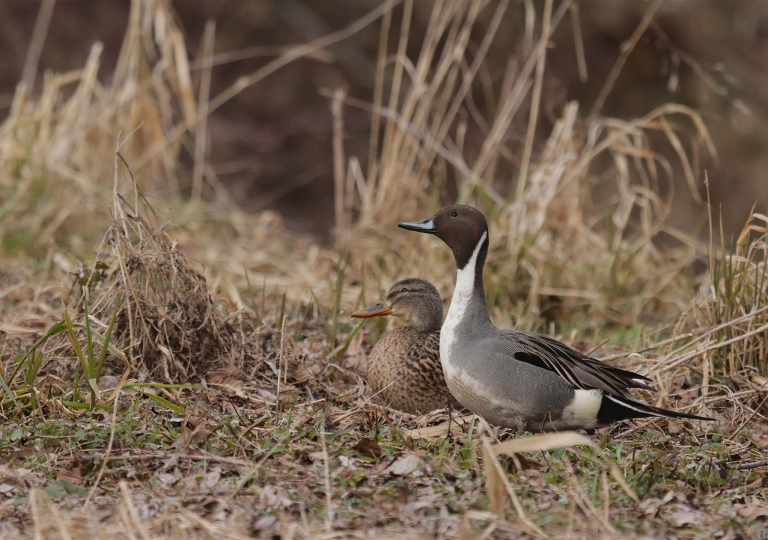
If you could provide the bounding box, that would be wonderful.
[351,278,442,332]
[398,204,489,270]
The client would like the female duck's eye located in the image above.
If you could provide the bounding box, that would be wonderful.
[400,287,409,293]
[451,211,458,217]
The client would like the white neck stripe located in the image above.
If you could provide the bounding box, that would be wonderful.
[441,231,487,368]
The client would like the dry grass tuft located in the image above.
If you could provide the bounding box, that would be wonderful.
[700,212,768,377]
[87,194,264,383]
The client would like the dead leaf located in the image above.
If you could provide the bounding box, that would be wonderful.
[667,419,683,434]
[202,468,222,490]
[738,505,768,520]
[0,466,45,491]
[278,386,299,408]
[206,365,246,397]
[155,472,180,487]
[397,484,410,504]
[56,457,84,486]
[383,453,423,477]
[437,457,461,478]
[174,424,212,450]
[355,438,383,458]
[481,438,506,520]
[253,515,278,532]
[259,484,292,508]
[291,361,323,384]
[6,448,36,461]
[639,497,664,516]
[668,508,705,527]
[308,452,325,462]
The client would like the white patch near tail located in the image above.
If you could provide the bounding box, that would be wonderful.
[562,389,603,429]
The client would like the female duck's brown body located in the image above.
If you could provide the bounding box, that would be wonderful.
[353,278,459,414]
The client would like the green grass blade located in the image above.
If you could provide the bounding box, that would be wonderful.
[6,320,68,385]
[328,253,348,351]
[0,372,19,408]
[325,319,365,361]
[83,292,95,379]
[143,393,185,415]
[61,401,91,410]
[95,295,122,378]
[63,307,90,375]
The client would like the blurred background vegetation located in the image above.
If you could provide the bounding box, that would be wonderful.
[0,0,765,238]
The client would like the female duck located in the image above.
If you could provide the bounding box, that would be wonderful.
[352,278,459,414]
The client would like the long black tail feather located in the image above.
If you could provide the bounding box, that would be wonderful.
[597,394,714,425]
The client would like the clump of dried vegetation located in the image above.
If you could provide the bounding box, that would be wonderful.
[1,0,767,538]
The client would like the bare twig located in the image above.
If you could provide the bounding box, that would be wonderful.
[83,395,120,508]
[588,0,663,120]
[367,0,395,183]
[727,459,768,471]
[570,2,588,82]
[516,0,553,200]
[321,421,334,532]
[22,0,56,94]
[192,19,216,204]
[276,314,287,420]
[119,482,149,540]
[480,438,546,538]
[332,88,347,234]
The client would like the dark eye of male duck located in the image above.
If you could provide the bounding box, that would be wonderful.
[352,278,460,415]
[399,204,713,432]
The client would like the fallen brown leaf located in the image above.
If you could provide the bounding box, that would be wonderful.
[355,438,383,458]
[668,508,707,528]
[206,365,247,397]
[738,505,768,520]
[56,457,84,486]
[7,448,36,461]
[383,453,423,477]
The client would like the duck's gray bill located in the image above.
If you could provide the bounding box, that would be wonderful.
[398,217,436,233]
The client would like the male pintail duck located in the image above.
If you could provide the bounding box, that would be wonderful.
[352,278,460,415]
[399,204,712,431]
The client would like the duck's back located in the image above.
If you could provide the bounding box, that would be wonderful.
[366,326,457,414]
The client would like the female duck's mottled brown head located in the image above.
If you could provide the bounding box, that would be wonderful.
[351,278,443,332]
[398,204,489,270]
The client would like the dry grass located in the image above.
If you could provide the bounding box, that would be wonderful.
[1,1,767,538]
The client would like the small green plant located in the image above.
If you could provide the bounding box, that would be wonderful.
[0,293,123,413]
[326,253,349,354]
[63,290,121,408]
